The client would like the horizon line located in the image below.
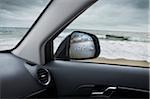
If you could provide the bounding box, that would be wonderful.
[0,27,148,33]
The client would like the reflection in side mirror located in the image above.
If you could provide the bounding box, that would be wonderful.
[70,32,95,59]
[55,31,100,60]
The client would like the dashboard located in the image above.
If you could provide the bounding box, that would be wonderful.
[0,53,54,98]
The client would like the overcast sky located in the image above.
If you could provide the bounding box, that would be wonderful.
[0,0,149,32]
[0,0,50,27]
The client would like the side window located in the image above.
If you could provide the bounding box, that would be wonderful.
[54,0,149,66]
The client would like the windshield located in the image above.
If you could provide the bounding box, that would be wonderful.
[0,0,50,51]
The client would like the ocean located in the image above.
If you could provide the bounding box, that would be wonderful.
[0,27,28,51]
[0,27,150,62]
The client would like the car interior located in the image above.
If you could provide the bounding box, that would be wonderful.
[0,0,149,98]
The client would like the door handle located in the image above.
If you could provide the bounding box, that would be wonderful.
[91,86,117,97]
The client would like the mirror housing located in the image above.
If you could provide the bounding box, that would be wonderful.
[55,31,100,60]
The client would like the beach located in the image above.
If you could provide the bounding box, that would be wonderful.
[78,57,149,68]
[0,27,150,67]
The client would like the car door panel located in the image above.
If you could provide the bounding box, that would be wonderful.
[46,60,149,97]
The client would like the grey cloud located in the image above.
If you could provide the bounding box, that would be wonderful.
[68,0,148,32]
[0,0,149,32]
[128,0,149,9]
[0,0,50,27]
[0,0,48,11]
[101,0,149,9]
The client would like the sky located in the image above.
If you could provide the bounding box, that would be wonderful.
[0,0,50,27]
[0,0,149,32]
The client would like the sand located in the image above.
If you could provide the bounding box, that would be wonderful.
[78,57,150,68]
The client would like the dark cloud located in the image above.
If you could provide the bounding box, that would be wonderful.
[130,0,149,9]
[68,0,148,32]
[0,0,48,11]
[100,0,149,9]
[0,0,50,27]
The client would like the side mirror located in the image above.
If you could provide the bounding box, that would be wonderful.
[55,31,100,60]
